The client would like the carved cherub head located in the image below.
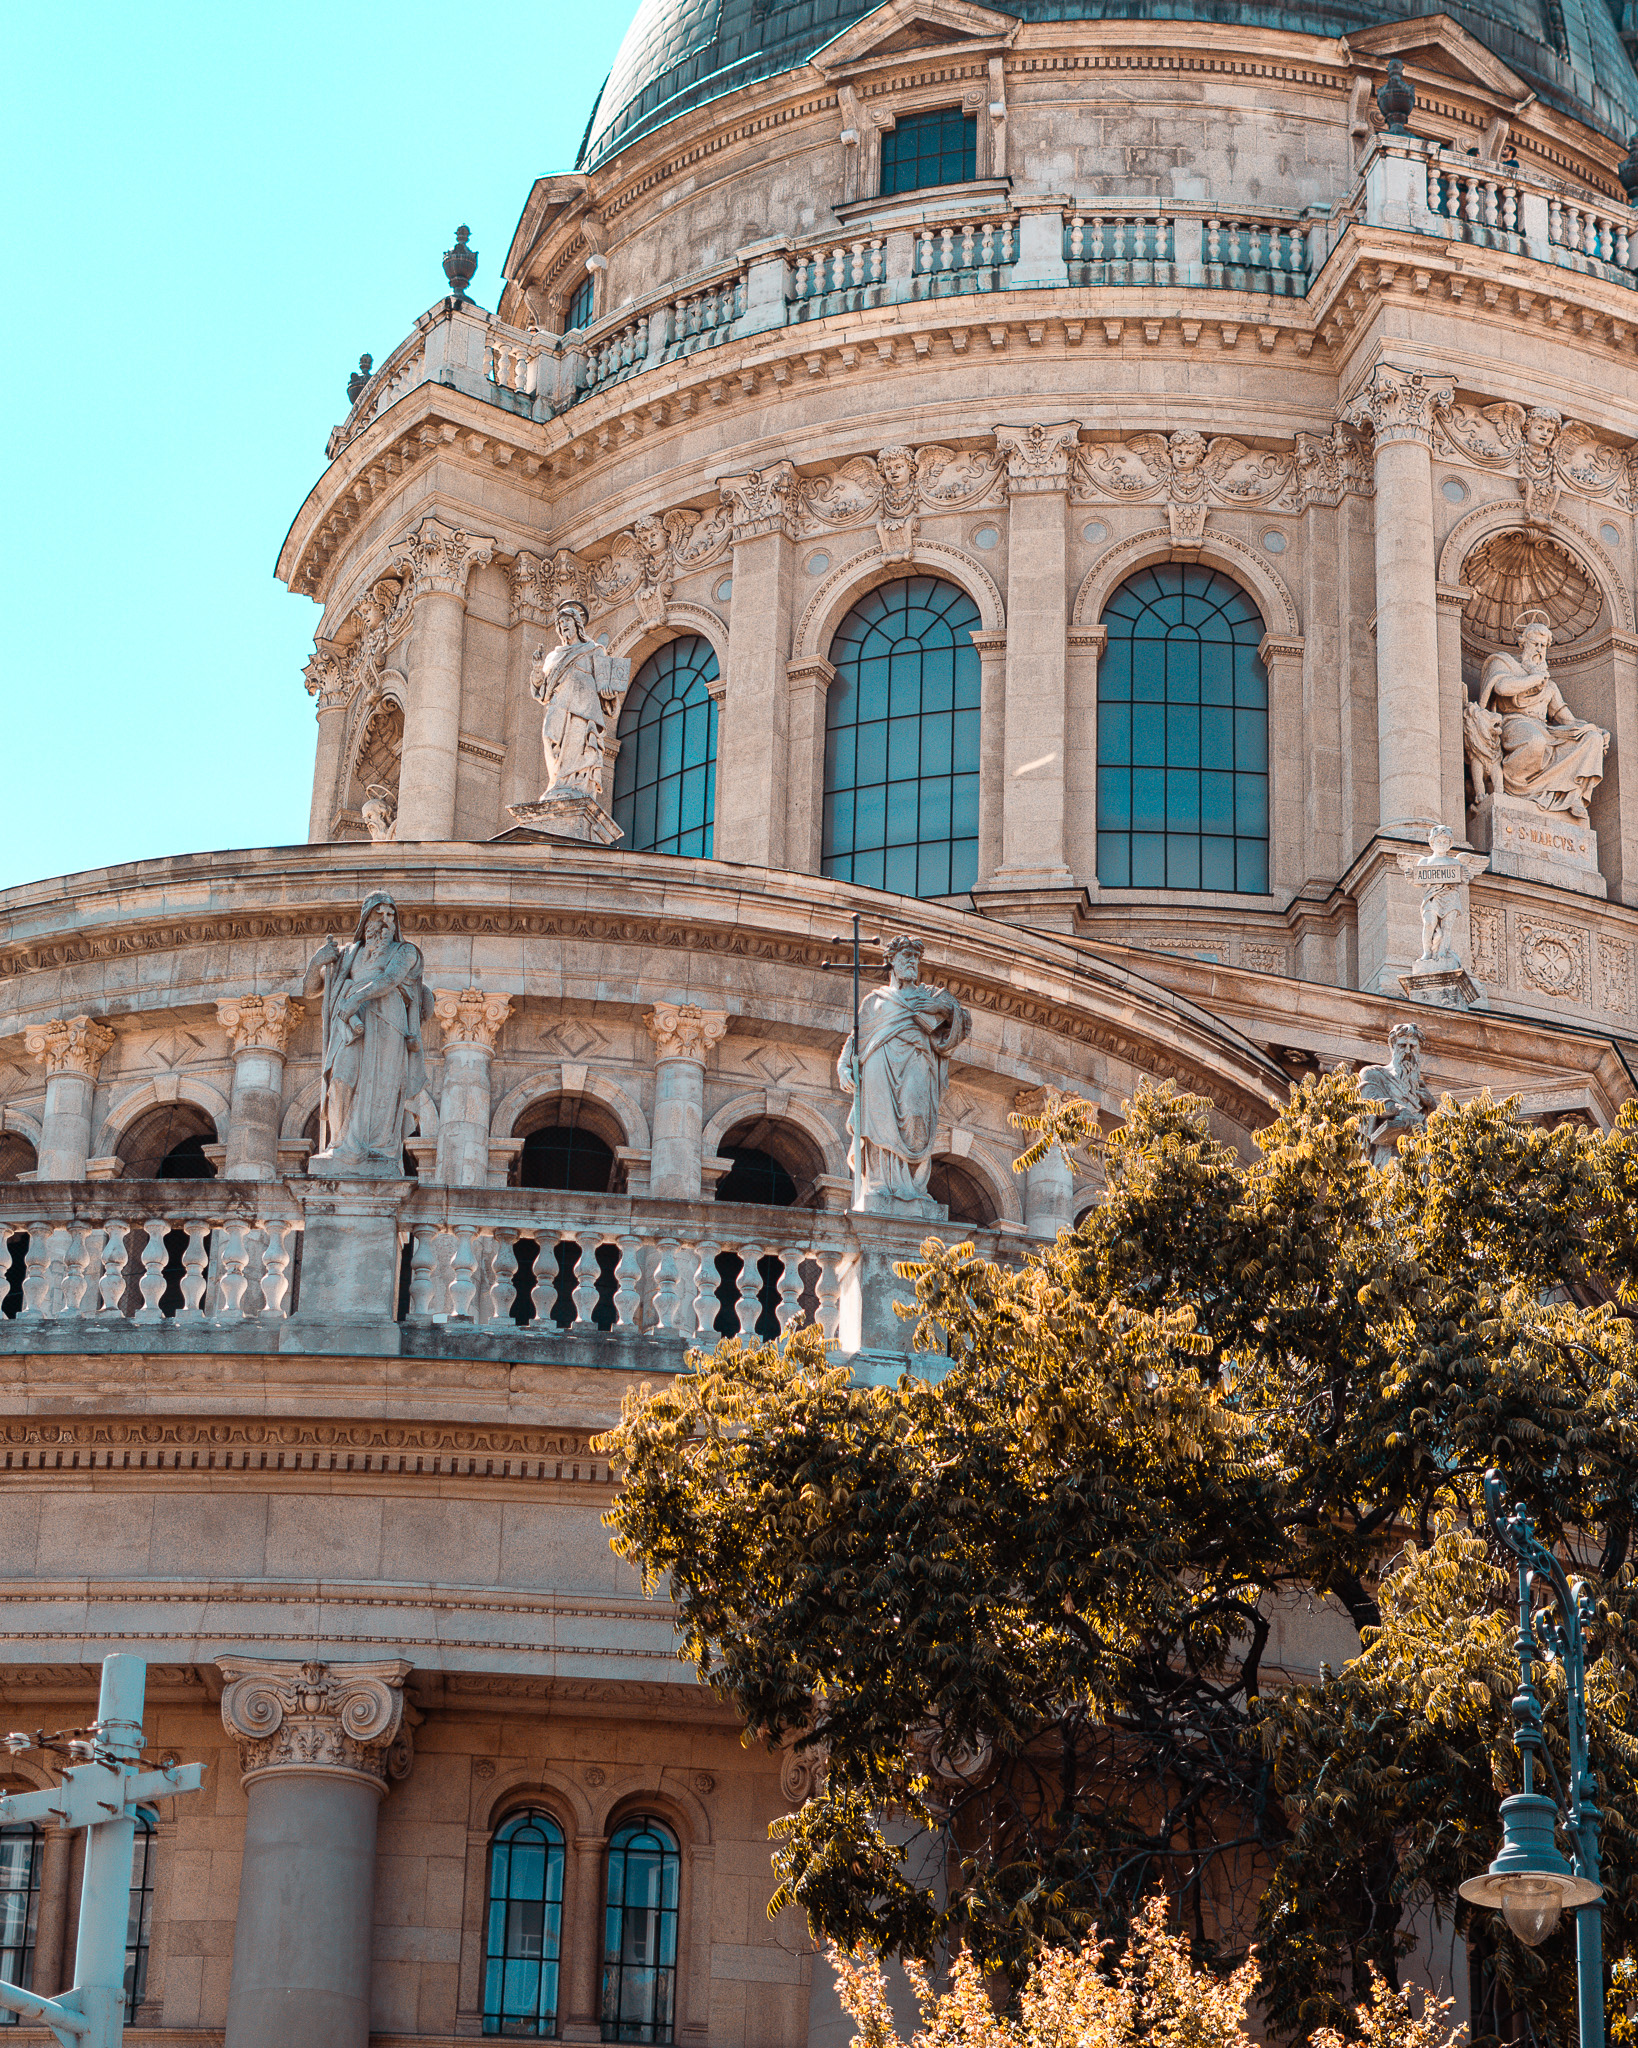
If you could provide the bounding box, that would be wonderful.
[877,445,916,487]
[1427,823,1454,858]
[1169,432,1209,471]
[633,513,668,559]
[1523,408,1563,451]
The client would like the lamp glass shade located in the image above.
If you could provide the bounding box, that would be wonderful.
[1499,1878,1564,1947]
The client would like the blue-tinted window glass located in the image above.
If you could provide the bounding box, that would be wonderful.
[1095,564,1268,894]
[880,107,976,195]
[125,1808,156,2021]
[602,1818,679,2044]
[0,1825,39,2023]
[566,274,595,332]
[613,637,719,858]
[823,577,983,899]
[484,1810,566,2037]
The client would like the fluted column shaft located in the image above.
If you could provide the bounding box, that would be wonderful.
[645,1005,729,1200]
[26,1018,115,1182]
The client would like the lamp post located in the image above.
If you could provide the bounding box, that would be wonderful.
[1459,1469,1605,2048]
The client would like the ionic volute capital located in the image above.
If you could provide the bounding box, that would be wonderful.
[433,988,515,1050]
[25,1016,116,1081]
[218,1657,414,1792]
[389,516,497,603]
[645,1002,730,1063]
[993,421,1083,494]
[216,993,304,1058]
[1345,363,1455,449]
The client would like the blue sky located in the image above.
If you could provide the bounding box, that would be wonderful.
[2,3,628,889]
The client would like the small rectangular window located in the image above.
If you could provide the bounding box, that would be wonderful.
[880,107,976,195]
[566,273,595,332]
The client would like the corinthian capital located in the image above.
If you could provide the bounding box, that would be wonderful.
[303,649,348,712]
[389,517,497,602]
[1346,364,1455,448]
[219,1657,413,1791]
[510,550,553,626]
[645,1002,730,1063]
[26,1016,115,1080]
[433,988,514,1049]
[216,993,304,1057]
[994,421,1083,494]
[719,461,799,540]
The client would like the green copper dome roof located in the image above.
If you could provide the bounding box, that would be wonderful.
[577,0,1638,167]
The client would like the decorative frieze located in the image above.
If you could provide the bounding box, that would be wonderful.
[1432,400,1633,523]
[644,1002,729,1063]
[216,994,304,1057]
[433,988,514,1049]
[219,1656,413,1789]
[1071,429,1295,540]
[388,516,496,601]
[25,1017,115,1081]
[994,420,1082,494]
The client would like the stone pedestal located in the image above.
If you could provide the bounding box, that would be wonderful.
[25,1017,115,1182]
[293,1180,409,1322]
[433,990,513,1186]
[219,1658,411,2048]
[1399,962,1486,1010]
[217,995,304,1181]
[646,1005,729,1200]
[506,793,623,844]
[1470,795,1606,898]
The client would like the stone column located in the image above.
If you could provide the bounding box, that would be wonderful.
[503,553,554,813]
[216,995,304,1181]
[785,656,834,875]
[432,990,514,1186]
[391,518,496,842]
[1064,625,1105,887]
[562,1829,609,2042]
[714,466,798,868]
[1260,633,1306,894]
[1014,1088,1074,1242]
[645,1004,730,1201]
[991,424,1081,892]
[305,653,350,844]
[24,1017,115,1182]
[219,1657,412,2048]
[1350,364,1453,835]
[970,628,1008,886]
[30,1825,72,1998]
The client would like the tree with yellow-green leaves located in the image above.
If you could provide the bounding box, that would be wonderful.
[598,1075,1638,2045]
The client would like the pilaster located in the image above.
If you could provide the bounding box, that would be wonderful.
[716,466,799,867]
[786,654,835,875]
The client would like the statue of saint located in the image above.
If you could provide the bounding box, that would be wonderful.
[528,601,630,799]
[306,892,431,1174]
[837,934,972,1214]
[1356,1021,1438,1167]
[1474,609,1608,825]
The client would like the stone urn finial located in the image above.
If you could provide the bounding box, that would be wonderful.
[443,224,478,303]
[1619,134,1638,204]
[1376,58,1415,136]
[346,353,373,405]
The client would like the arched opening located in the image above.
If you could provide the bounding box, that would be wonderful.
[823,575,982,899]
[0,1134,36,1183]
[508,1097,627,1331]
[710,1118,828,1334]
[125,1807,157,2020]
[518,1126,618,1194]
[1096,563,1269,893]
[116,1104,219,1181]
[346,698,404,834]
[928,1156,998,1229]
[612,636,719,857]
[601,1815,680,2043]
[483,1808,566,2038]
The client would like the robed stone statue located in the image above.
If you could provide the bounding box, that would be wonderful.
[1468,609,1608,825]
[838,933,971,1217]
[305,891,432,1175]
[529,600,630,798]
[1356,1020,1438,1168]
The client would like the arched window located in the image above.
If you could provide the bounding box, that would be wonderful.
[1096,564,1269,894]
[612,638,719,858]
[125,1806,156,2020]
[823,576,982,899]
[928,1157,998,1228]
[0,1822,40,2018]
[601,1816,680,2044]
[0,1133,35,1183]
[483,1809,566,2038]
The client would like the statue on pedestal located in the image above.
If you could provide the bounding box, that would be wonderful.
[838,934,971,1217]
[306,892,431,1176]
[1469,609,1608,825]
[1393,823,1488,1010]
[1356,1021,1438,1167]
[507,601,631,844]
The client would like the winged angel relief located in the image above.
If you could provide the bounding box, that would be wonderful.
[1432,402,1632,525]
[795,444,1005,559]
[1071,432,1296,542]
[589,507,734,627]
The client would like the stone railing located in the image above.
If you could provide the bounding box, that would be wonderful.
[0,1182,1019,1357]
[1063,206,1314,291]
[1362,138,1636,284]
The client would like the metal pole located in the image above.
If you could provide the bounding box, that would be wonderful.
[74,1656,144,2048]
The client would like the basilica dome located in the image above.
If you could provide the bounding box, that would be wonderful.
[578,0,1638,167]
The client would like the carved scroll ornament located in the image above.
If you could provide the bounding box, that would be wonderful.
[219,1656,413,1789]
[1432,400,1633,523]
[1071,431,1297,541]
[25,1016,116,1080]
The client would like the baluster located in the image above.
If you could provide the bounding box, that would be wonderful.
[481,1231,516,1325]
[406,1226,438,1319]
[816,1248,842,1347]
[1271,222,1287,272]
[1618,219,1632,270]
[1093,215,1108,261]
[691,1238,721,1345]
[1548,194,1564,245]
[1068,213,1084,260]
[1158,214,1171,264]
[846,238,861,288]
[96,1221,131,1315]
[175,1224,209,1317]
[871,237,885,282]
[978,222,993,267]
[42,1225,73,1318]
[19,1226,62,1320]
[261,1222,294,1319]
[735,1243,763,1340]
[134,1219,170,1323]
[61,1226,97,1320]
[613,1234,644,1331]
[572,1233,600,1332]
[1502,182,1518,232]
[653,1239,682,1335]
[447,1223,478,1320]
[931,225,947,272]
[1206,216,1221,265]
[776,1250,802,1335]
[214,1224,250,1323]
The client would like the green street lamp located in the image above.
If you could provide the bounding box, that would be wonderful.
[1459,1469,1605,2048]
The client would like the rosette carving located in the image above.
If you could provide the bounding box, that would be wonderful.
[219,1657,413,1790]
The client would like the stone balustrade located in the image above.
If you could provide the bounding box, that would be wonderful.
[0,1181,1018,1359]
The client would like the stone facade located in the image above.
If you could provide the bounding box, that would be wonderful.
[1,1,1636,2042]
